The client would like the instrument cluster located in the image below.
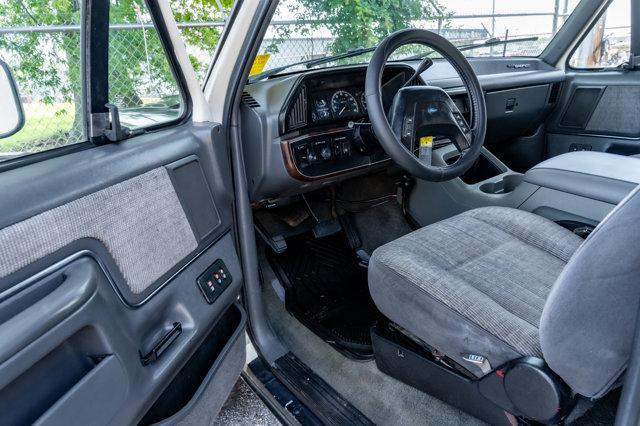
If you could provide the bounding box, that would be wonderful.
[311,89,367,123]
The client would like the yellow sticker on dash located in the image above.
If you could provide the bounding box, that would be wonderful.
[419,136,434,147]
[250,54,271,76]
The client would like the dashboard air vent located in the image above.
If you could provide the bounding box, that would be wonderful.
[287,86,307,130]
[548,83,562,104]
[242,92,260,108]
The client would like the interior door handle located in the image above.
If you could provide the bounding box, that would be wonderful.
[0,259,98,365]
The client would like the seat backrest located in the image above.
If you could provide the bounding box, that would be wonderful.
[540,185,640,398]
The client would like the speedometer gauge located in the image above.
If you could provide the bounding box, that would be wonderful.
[331,90,359,117]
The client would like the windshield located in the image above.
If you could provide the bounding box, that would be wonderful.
[254,0,582,78]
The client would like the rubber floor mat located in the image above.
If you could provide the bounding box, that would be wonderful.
[266,233,383,360]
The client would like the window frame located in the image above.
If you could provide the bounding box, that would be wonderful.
[89,0,193,145]
[565,0,634,71]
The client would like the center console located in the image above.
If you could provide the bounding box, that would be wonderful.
[409,148,640,230]
[408,145,535,227]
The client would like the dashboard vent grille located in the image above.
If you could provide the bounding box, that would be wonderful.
[288,86,307,130]
[242,92,260,108]
[548,83,562,104]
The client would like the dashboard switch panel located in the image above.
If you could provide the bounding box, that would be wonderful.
[196,259,233,304]
[288,130,381,178]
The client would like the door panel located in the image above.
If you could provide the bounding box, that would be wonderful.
[0,122,245,424]
[546,71,640,157]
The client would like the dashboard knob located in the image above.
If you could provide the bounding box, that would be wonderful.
[307,149,317,163]
[320,147,332,161]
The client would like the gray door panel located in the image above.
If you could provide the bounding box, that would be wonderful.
[0,123,245,424]
[546,71,640,157]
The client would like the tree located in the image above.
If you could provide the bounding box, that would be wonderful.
[285,0,448,55]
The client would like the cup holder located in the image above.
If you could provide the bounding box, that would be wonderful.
[479,174,523,194]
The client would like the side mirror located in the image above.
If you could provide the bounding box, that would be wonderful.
[0,59,25,138]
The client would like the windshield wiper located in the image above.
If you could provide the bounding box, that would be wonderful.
[248,46,376,82]
[398,36,539,61]
[304,46,377,68]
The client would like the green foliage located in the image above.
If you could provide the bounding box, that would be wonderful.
[290,0,447,54]
[0,0,81,106]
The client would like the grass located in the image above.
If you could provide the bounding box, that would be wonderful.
[0,102,77,153]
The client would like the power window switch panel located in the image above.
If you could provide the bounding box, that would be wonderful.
[196,259,233,304]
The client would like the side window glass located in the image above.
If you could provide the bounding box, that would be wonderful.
[570,0,630,68]
[108,1,185,130]
[0,2,85,162]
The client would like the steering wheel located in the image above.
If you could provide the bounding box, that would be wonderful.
[365,29,487,182]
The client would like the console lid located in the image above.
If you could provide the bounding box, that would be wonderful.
[524,152,640,205]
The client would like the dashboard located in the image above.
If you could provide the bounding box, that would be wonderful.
[240,58,565,203]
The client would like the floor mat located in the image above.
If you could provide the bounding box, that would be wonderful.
[266,232,383,360]
[259,254,486,426]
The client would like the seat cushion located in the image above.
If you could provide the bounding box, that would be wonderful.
[368,206,583,376]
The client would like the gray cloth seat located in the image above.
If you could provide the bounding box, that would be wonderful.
[369,194,640,398]
[369,207,583,376]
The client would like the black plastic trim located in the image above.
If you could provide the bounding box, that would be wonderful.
[0,142,93,174]
[87,0,109,121]
[273,353,373,425]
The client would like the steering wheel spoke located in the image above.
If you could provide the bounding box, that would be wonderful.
[449,107,473,153]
